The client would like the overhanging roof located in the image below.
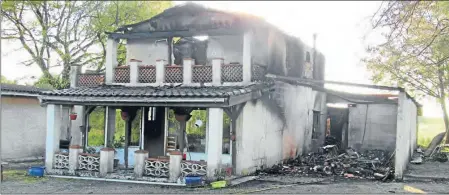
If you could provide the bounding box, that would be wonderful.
[1,84,48,97]
[39,83,274,107]
[265,74,421,107]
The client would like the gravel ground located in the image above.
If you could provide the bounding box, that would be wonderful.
[2,173,449,194]
[405,161,449,179]
[2,161,448,194]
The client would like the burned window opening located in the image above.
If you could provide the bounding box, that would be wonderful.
[306,52,311,63]
[172,37,208,65]
[312,110,320,139]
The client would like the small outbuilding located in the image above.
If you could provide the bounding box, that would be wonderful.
[1,84,49,161]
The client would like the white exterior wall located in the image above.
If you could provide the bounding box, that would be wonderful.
[126,35,243,66]
[282,84,318,157]
[348,104,398,152]
[126,38,169,65]
[1,96,47,160]
[235,83,323,175]
[395,93,418,180]
[235,99,284,175]
[207,35,243,64]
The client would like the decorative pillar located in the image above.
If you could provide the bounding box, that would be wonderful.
[70,65,80,88]
[129,59,141,85]
[69,145,82,172]
[242,31,252,84]
[169,151,182,182]
[45,104,62,171]
[212,58,223,86]
[156,60,166,85]
[105,37,118,84]
[206,108,224,179]
[100,148,115,177]
[105,106,116,147]
[183,58,193,85]
[134,150,149,178]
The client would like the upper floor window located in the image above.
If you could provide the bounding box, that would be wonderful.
[306,52,311,63]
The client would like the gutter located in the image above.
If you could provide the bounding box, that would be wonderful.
[39,95,227,107]
[1,91,41,98]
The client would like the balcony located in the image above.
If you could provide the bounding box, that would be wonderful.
[76,58,266,87]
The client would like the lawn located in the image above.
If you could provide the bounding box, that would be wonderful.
[417,117,446,148]
[2,169,48,183]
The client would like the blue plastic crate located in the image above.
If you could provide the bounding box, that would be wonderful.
[28,166,45,177]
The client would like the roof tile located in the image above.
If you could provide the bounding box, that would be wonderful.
[40,83,274,99]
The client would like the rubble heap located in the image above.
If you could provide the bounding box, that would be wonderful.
[257,144,395,182]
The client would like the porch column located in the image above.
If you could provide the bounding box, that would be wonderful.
[242,31,252,84]
[206,108,224,179]
[105,37,118,84]
[104,106,116,147]
[45,104,62,171]
[70,106,85,146]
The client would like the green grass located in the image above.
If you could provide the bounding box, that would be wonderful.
[2,170,48,183]
[417,116,446,148]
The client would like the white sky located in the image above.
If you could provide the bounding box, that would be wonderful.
[0,1,444,117]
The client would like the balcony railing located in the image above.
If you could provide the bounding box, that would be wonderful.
[139,65,156,83]
[222,64,243,82]
[76,59,267,87]
[77,73,105,87]
[164,65,183,83]
[192,65,212,83]
[114,66,130,83]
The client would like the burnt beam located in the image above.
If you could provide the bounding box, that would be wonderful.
[107,28,244,40]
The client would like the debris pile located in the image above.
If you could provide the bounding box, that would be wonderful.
[257,145,395,181]
[411,145,449,164]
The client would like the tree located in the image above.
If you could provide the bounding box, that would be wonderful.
[1,75,17,84]
[1,1,171,89]
[364,1,449,143]
[91,1,172,72]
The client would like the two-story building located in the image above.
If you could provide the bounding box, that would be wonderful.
[38,3,327,183]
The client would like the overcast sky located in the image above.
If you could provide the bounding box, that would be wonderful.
[0,1,444,117]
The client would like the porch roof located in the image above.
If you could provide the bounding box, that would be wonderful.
[39,83,274,107]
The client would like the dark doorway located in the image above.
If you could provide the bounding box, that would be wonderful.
[327,106,349,149]
[142,107,166,157]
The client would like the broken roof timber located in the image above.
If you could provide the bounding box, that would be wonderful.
[107,28,244,40]
[266,74,421,107]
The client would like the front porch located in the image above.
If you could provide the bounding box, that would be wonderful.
[39,83,273,184]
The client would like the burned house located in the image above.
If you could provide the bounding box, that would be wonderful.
[38,3,327,183]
